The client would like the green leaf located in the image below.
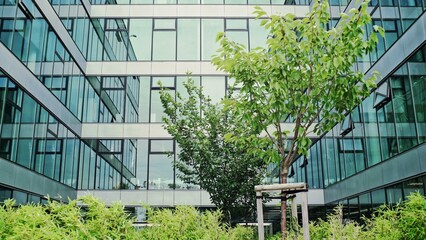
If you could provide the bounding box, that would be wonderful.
[209,2,382,234]
[215,32,225,42]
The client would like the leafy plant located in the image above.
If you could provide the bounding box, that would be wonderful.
[0,196,254,240]
[281,192,426,240]
[139,206,254,240]
[362,192,426,240]
[0,195,140,240]
[212,0,383,237]
[159,78,267,223]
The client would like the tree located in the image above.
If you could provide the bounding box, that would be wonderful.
[212,0,383,238]
[159,78,267,223]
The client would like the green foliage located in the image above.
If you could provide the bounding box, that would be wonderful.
[282,192,426,240]
[362,192,426,240]
[308,207,364,240]
[0,195,140,240]
[78,195,140,239]
[212,0,383,170]
[140,206,254,240]
[159,77,267,222]
[0,196,255,240]
[212,1,383,237]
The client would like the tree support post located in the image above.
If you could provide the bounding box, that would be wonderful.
[256,191,265,240]
[301,191,309,240]
[255,183,309,240]
[291,196,298,222]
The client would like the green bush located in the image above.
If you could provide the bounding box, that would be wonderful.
[362,192,426,240]
[0,195,140,240]
[280,208,363,240]
[1,193,424,239]
[282,192,426,240]
[0,196,253,240]
[139,206,254,240]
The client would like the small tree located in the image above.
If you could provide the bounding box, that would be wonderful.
[159,78,267,223]
[212,0,383,238]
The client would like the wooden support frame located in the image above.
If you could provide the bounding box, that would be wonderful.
[254,183,310,240]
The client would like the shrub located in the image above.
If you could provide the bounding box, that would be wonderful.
[0,196,253,240]
[362,192,426,240]
[299,207,363,240]
[282,192,426,240]
[0,195,140,240]
[139,206,254,240]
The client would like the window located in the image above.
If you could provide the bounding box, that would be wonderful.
[153,19,176,60]
[129,19,152,60]
[201,19,223,60]
[35,139,62,180]
[201,76,226,104]
[148,140,174,189]
[150,77,175,122]
[177,19,200,60]
[386,184,403,205]
[374,81,391,109]
[225,19,248,48]
[0,186,12,203]
[341,115,354,136]
[390,75,418,152]
[403,177,425,197]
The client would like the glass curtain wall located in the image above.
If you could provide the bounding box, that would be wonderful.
[64,18,269,61]
[292,44,426,188]
[327,175,426,220]
[0,73,136,190]
[0,0,141,124]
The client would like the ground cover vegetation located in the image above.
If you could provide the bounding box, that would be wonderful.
[0,196,253,240]
[0,193,424,239]
[212,0,384,238]
[268,192,426,240]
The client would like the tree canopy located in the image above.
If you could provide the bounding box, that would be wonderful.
[212,0,383,238]
[159,78,267,223]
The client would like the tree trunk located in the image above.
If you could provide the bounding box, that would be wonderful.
[281,172,288,240]
[224,208,232,226]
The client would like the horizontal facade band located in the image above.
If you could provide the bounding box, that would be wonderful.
[80,123,320,139]
[0,158,77,201]
[49,5,312,18]
[45,4,409,19]
[77,188,324,206]
[324,143,426,204]
[85,61,221,76]
[365,11,426,83]
[0,43,82,136]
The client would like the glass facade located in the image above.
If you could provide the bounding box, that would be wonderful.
[329,175,426,220]
[57,17,269,61]
[0,72,136,194]
[292,44,426,188]
[0,0,424,216]
[0,2,139,123]
[0,0,138,203]
[357,0,426,72]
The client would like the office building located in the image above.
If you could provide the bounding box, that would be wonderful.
[0,0,425,223]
